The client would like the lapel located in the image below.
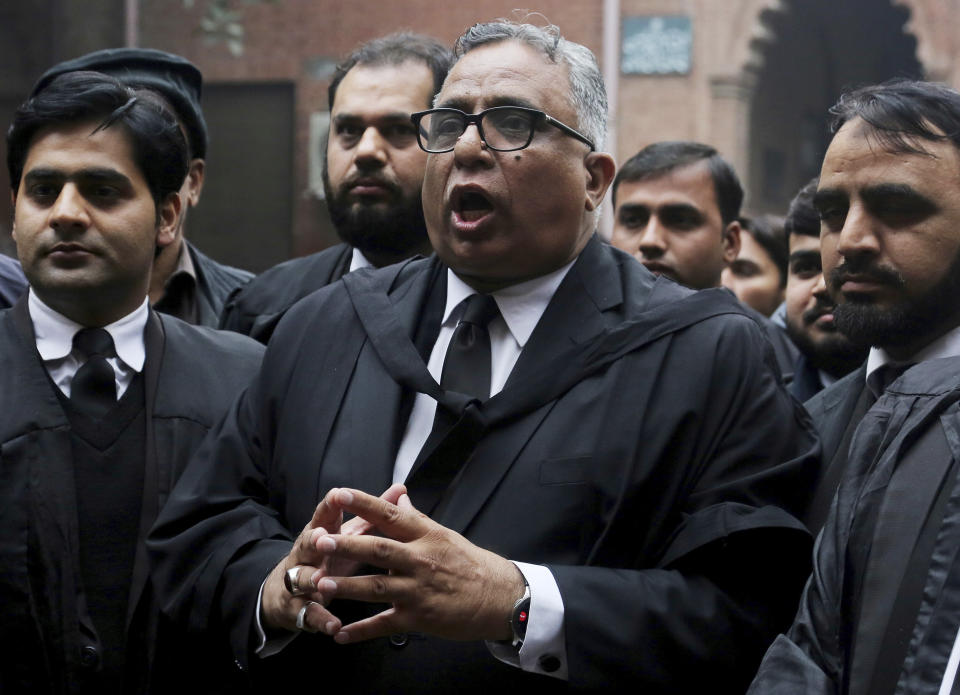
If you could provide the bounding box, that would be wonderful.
[812,364,868,461]
[435,237,623,533]
[125,309,164,631]
[328,260,444,498]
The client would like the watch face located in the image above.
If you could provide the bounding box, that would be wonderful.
[513,596,531,640]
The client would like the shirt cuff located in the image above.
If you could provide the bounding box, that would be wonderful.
[254,578,298,658]
[486,561,568,680]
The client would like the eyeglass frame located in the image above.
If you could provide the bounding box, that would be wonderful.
[410,105,596,154]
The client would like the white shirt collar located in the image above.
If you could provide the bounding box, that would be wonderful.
[28,289,149,372]
[349,248,374,273]
[443,260,576,349]
[866,323,960,383]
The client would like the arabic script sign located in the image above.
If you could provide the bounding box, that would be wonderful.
[622,16,692,75]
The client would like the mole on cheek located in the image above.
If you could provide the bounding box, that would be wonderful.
[514,155,521,162]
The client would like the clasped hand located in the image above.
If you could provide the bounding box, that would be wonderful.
[261,486,524,644]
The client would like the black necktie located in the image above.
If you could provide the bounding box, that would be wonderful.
[71,328,117,417]
[869,362,914,398]
[407,294,499,513]
[439,293,500,401]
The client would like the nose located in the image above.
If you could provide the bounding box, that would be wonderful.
[811,271,830,300]
[354,127,388,167]
[49,184,89,232]
[637,217,667,259]
[452,123,491,168]
[834,203,880,261]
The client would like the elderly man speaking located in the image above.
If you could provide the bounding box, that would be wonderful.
[149,19,819,693]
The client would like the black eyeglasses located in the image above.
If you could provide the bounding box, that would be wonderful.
[410,106,595,153]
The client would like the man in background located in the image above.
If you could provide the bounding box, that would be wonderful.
[781,178,865,403]
[611,141,798,379]
[32,48,255,326]
[219,32,452,343]
[722,215,788,317]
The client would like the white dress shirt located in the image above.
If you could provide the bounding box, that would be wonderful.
[28,289,148,398]
[348,247,374,273]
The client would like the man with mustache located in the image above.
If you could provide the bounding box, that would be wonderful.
[749,80,960,695]
[782,178,865,404]
[150,19,817,692]
[801,79,960,532]
[219,32,451,344]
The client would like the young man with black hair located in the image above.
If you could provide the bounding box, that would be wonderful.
[33,48,255,326]
[0,71,263,692]
[611,140,798,380]
[219,32,452,343]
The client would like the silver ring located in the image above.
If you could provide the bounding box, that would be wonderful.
[296,601,318,631]
[285,566,306,597]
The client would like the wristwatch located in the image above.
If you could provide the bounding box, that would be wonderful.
[506,580,531,649]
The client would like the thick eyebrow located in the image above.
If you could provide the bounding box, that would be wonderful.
[860,182,938,213]
[332,111,415,126]
[435,95,541,113]
[812,188,846,214]
[788,249,821,265]
[23,167,132,187]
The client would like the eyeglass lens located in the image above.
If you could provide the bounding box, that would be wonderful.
[424,108,537,152]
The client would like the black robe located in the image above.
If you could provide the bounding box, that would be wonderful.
[218,242,353,343]
[0,300,264,694]
[749,356,960,694]
[149,236,820,693]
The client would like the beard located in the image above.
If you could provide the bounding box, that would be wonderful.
[322,163,428,262]
[785,306,867,378]
[829,249,960,351]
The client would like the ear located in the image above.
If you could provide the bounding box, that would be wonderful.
[583,152,617,212]
[9,190,16,243]
[183,159,205,207]
[722,218,742,265]
[156,192,182,249]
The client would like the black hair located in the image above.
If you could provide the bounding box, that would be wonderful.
[740,214,788,288]
[784,178,820,239]
[327,32,453,110]
[8,71,188,209]
[829,79,960,156]
[612,141,743,225]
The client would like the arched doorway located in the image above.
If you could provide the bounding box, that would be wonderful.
[746,0,922,214]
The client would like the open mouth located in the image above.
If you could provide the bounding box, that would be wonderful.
[455,190,494,223]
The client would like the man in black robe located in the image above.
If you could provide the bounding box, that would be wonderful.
[0,71,263,693]
[748,80,960,694]
[803,80,960,532]
[149,20,818,692]
[33,48,255,327]
[218,33,451,343]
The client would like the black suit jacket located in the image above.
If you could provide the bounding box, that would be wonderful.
[0,300,264,694]
[218,242,353,343]
[150,236,819,693]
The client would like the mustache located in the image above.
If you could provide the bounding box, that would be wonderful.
[801,296,836,326]
[828,258,904,293]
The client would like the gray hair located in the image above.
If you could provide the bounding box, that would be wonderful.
[453,20,607,150]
